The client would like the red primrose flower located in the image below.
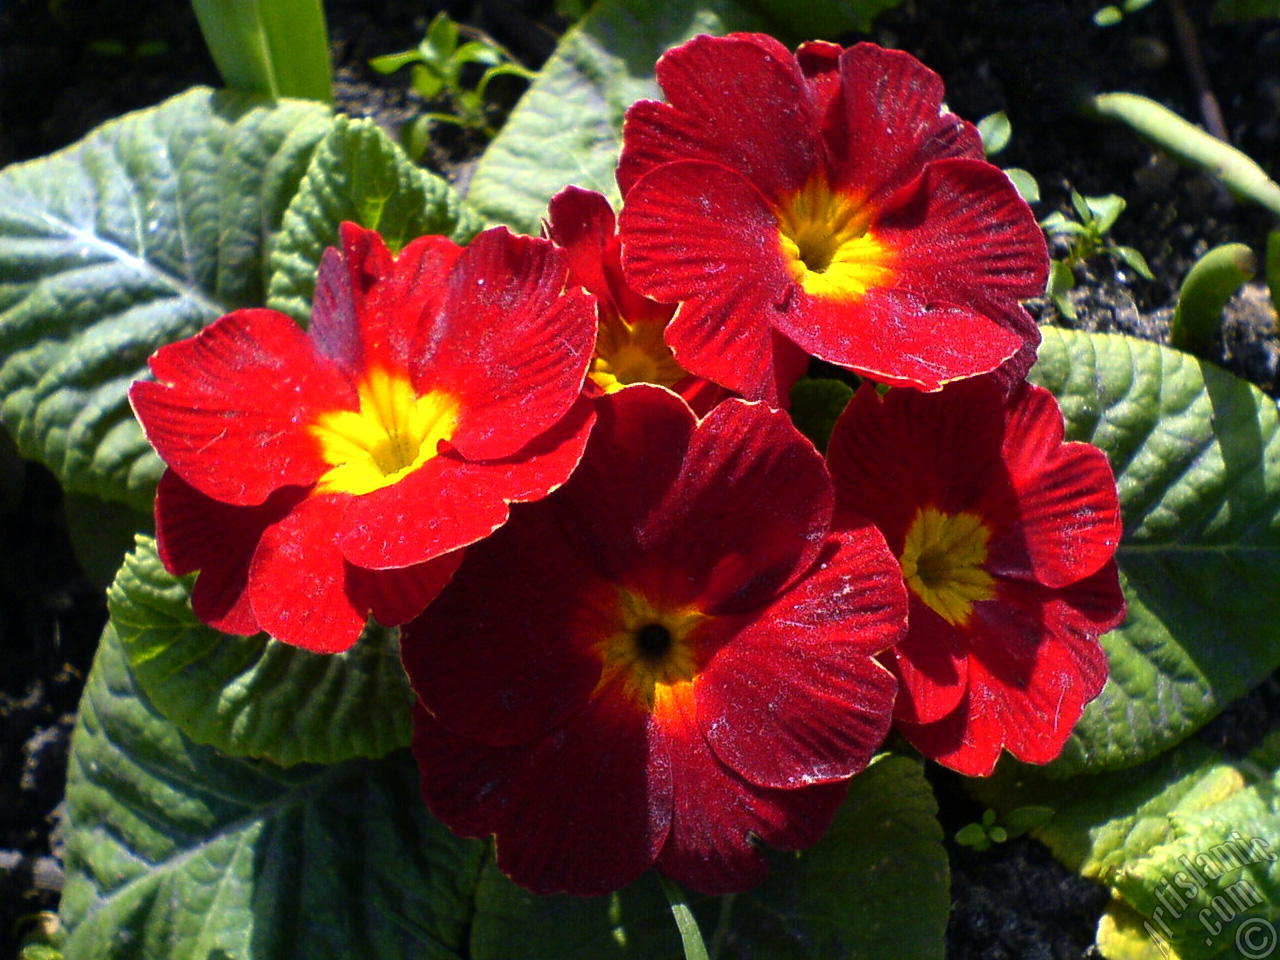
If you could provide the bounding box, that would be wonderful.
[827,376,1125,775]
[130,223,596,652]
[617,34,1047,405]
[403,385,906,895]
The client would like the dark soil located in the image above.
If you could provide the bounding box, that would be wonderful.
[2,1,1279,958]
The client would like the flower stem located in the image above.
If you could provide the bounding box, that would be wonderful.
[709,893,737,960]
[658,873,711,960]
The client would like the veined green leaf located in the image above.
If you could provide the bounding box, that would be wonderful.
[60,619,484,960]
[0,89,331,512]
[107,536,415,766]
[266,115,482,325]
[1030,328,1280,774]
[970,740,1279,960]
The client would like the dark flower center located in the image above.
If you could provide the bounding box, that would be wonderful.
[635,622,673,660]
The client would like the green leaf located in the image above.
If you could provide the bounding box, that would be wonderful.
[1004,168,1041,204]
[1094,5,1124,26]
[736,0,905,36]
[971,740,1280,960]
[1170,242,1256,356]
[1040,212,1087,238]
[1071,188,1093,223]
[471,753,948,960]
[971,741,1238,885]
[107,536,415,766]
[955,823,990,849]
[426,12,460,63]
[1107,792,1279,960]
[0,88,331,512]
[788,376,854,453]
[455,41,507,70]
[60,619,486,960]
[465,0,767,234]
[1114,244,1156,281]
[1047,260,1078,319]
[411,63,447,100]
[1029,328,1280,774]
[368,50,422,75]
[977,111,1012,156]
[191,0,333,103]
[1086,193,1127,234]
[266,115,482,325]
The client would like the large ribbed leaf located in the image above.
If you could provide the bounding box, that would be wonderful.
[108,537,414,766]
[971,736,1280,960]
[266,116,483,325]
[0,89,331,512]
[60,620,485,960]
[1030,328,1280,774]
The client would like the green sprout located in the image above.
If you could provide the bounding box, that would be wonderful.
[1080,93,1280,218]
[955,806,1055,853]
[1040,190,1155,320]
[1169,242,1257,357]
[370,12,535,154]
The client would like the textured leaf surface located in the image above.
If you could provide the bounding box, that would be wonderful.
[971,739,1280,960]
[0,88,331,512]
[471,753,948,960]
[1030,328,1280,774]
[60,620,485,960]
[464,0,766,234]
[266,116,482,324]
[107,536,414,766]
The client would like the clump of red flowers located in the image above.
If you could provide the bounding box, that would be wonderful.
[130,32,1124,900]
[401,386,904,895]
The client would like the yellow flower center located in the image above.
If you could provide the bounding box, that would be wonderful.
[309,367,460,496]
[776,173,896,301]
[899,507,997,627]
[589,318,689,394]
[594,588,706,711]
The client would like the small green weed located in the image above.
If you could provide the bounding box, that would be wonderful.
[1041,190,1154,319]
[370,12,535,154]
